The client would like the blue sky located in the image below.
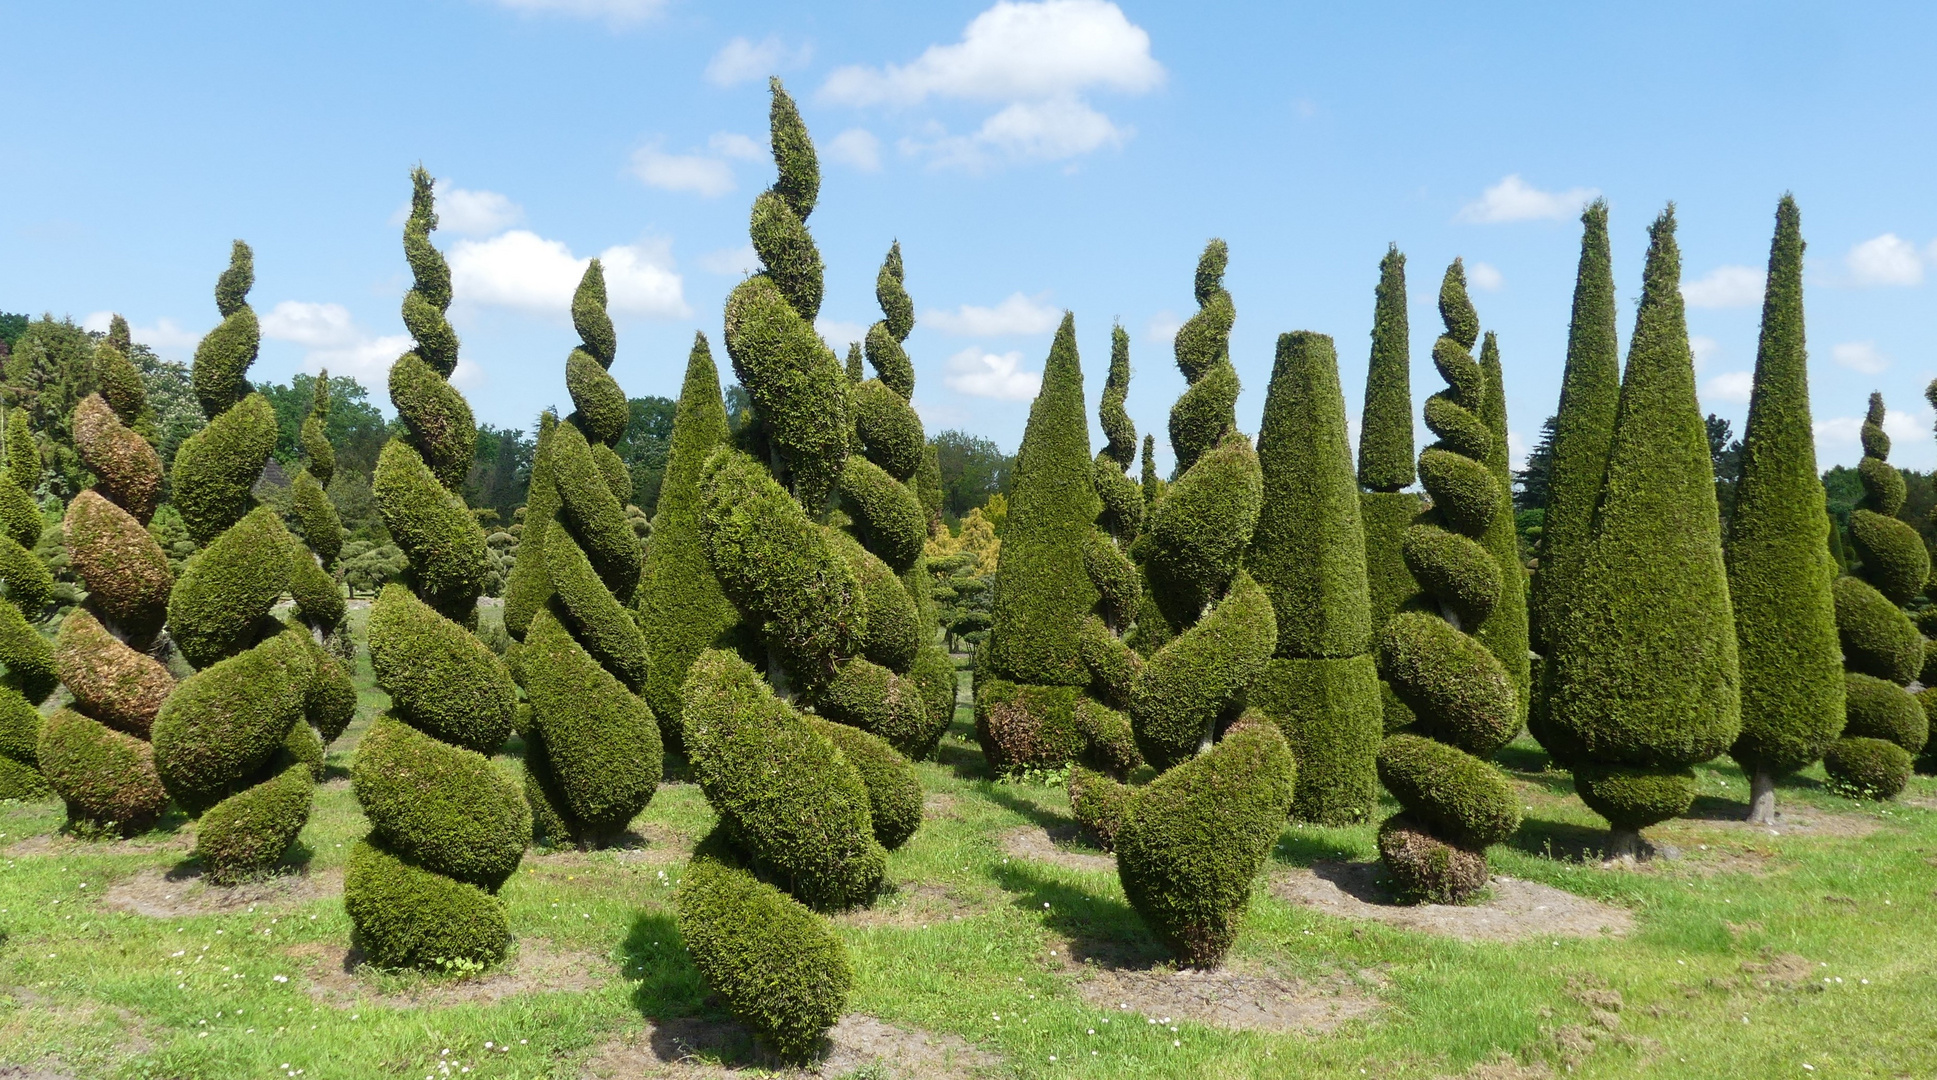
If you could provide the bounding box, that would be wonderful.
[4,1,1934,473]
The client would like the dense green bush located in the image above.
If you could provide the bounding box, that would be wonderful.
[1841,673,1927,752]
[353,716,529,887]
[808,717,921,850]
[165,506,292,670]
[152,628,312,815]
[344,839,510,969]
[367,584,516,754]
[1128,572,1276,771]
[520,608,659,847]
[1833,576,1921,685]
[54,611,171,736]
[37,707,169,835]
[1375,732,1519,850]
[1724,197,1843,818]
[1545,209,1740,852]
[1823,737,1913,800]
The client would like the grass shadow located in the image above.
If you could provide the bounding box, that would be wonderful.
[978,783,1074,832]
[620,909,712,1020]
[1684,794,1751,822]
[990,861,1165,970]
[1271,829,1360,868]
[1494,742,1554,775]
[1508,817,1613,864]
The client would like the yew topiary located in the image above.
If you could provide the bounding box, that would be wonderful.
[349,170,528,967]
[1357,246,1423,733]
[1371,260,1522,899]
[0,410,52,799]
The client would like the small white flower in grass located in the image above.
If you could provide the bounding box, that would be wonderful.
[1173,1040,1180,1047]
[273,975,289,983]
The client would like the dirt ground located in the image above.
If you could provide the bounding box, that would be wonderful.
[98,866,343,918]
[1270,862,1633,943]
[287,937,612,1008]
[998,825,1115,874]
[580,1013,1002,1079]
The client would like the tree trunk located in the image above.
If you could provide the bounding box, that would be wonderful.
[1746,766,1776,825]
[1607,827,1643,862]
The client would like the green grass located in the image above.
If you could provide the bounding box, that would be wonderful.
[4,619,1936,1078]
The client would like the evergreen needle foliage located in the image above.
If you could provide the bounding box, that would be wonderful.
[1356,246,1423,733]
[1,407,56,801]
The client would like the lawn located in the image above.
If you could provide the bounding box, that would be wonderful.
[2,607,1934,1079]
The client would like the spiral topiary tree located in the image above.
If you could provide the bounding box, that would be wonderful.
[1725,196,1844,822]
[673,80,925,1059]
[146,243,345,879]
[1065,242,1292,967]
[1248,331,1382,824]
[1823,392,1927,799]
[1356,246,1423,734]
[1545,208,1741,858]
[636,332,744,756]
[284,371,355,751]
[512,259,661,849]
[1370,260,1522,900]
[0,408,55,800]
[1529,201,1621,758]
[346,170,527,968]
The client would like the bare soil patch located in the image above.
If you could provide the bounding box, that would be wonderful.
[289,937,610,1008]
[1068,963,1379,1035]
[535,823,693,867]
[1433,1055,1554,1080]
[5,829,193,858]
[580,1013,1001,1079]
[1672,804,1883,841]
[922,792,965,819]
[99,865,341,917]
[0,1065,78,1080]
[999,825,1114,874]
[835,881,988,929]
[1270,862,1632,942]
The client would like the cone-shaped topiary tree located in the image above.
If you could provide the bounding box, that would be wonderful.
[673,80,924,1059]
[1065,242,1291,967]
[1140,434,1163,505]
[1371,260,1522,900]
[1357,246,1423,733]
[0,408,56,800]
[1248,331,1380,824]
[1823,392,1927,799]
[1529,200,1621,758]
[1725,196,1844,822]
[151,242,347,879]
[5,407,38,490]
[1474,330,1530,720]
[346,171,527,968]
[513,259,661,849]
[1546,208,1741,858]
[636,332,744,755]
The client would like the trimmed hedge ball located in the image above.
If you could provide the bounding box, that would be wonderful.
[1572,762,1698,831]
[1375,611,1518,759]
[807,718,921,850]
[1823,737,1913,800]
[1377,814,1489,904]
[1833,576,1922,685]
[344,838,511,970]
[1842,673,1928,754]
[1374,732,1520,850]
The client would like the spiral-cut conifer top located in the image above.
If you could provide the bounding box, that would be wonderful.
[302,371,335,488]
[866,242,916,401]
[392,166,476,491]
[1169,240,1239,474]
[567,260,629,447]
[192,242,259,419]
[1101,325,1135,470]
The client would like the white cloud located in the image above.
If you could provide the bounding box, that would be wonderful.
[705,36,811,87]
[821,0,1161,170]
[1457,175,1600,224]
[1845,233,1924,287]
[1831,340,1889,374]
[629,142,736,198]
[943,346,1041,400]
[826,128,883,172]
[82,311,205,359]
[1682,265,1765,309]
[1145,311,1179,346]
[309,333,417,384]
[708,132,766,162]
[1817,407,1930,454]
[433,182,523,237]
[447,230,689,318]
[924,292,1061,336]
[261,301,361,348]
[490,0,666,26]
[1702,371,1755,405]
[1466,262,1503,292]
[699,245,759,276]
[81,311,113,334]
[1690,335,1722,372]
[816,319,870,349]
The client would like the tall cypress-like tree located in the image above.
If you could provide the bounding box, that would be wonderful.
[1474,330,1530,721]
[674,80,923,1060]
[516,260,661,849]
[1529,200,1621,756]
[0,407,58,800]
[1725,196,1844,823]
[1371,261,1521,901]
[346,171,528,967]
[1546,208,1741,858]
[150,242,349,880]
[636,333,743,753]
[1356,246,1423,732]
[1248,331,1381,824]
[1823,392,1927,798]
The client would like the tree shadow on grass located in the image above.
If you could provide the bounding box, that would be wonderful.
[979,783,1075,832]
[1507,817,1613,864]
[620,909,712,1020]
[1271,829,1360,868]
[990,861,1166,970]
[1684,794,1751,822]
[1494,742,1554,775]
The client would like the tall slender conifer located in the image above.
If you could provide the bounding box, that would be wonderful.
[1357,246,1422,732]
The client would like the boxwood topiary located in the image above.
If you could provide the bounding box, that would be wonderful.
[366,583,516,755]
[166,506,293,670]
[520,607,659,848]
[37,707,168,836]
[1841,673,1926,752]
[1833,576,1921,685]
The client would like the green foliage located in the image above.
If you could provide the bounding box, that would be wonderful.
[353,716,529,887]
[974,678,1084,774]
[1128,571,1277,772]
[193,761,313,884]
[53,610,171,736]
[866,242,915,401]
[1248,656,1379,824]
[680,649,885,910]
[72,394,160,524]
[192,241,259,418]
[1572,763,1698,831]
[0,596,56,702]
[1115,719,1295,968]
[1823,737,1913,800]
[1841,673,1927,753]
[61,490,170,644]
[152,628,311,815]
[166,506,292,669]
[675,843,850,1062]
[638,335,741,750]
[1099,323,1136,469]
[815,658,932,759]
[838,455,925,572]
[36,707,168,835]
[1849,509,1928,605]
[367,584,517,755]
[1377,613,1518,757]
[502,414,558,639]
[1546,210,1741,800]
[374,439,487,618]
[5,409,37,492]
[1359,245,1414,491]
[1401,526,1501,627]
[301,371,337,485]
[344,839,510,970]
[931,430,1014,519]
[0,534,53,612]
[288,469,342,567]
[1169,240,1237,473]
[1374,732,1520,849]
[1472,333,1530,710]
[1725,195,1845,782]
[549,413,641,601]
[722,272,849,508]
[1141,433,1263,624]
[1834,575,1921,684]
[850,380,923,483]
[520,608,659,846]
[807,718,921,850]
[170,392,277,544]
[543,520,649,690]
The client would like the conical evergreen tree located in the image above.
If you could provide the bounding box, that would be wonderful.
[636,333,743,754]
[1823,392,1927,798]
[0,407,57,800]
[515,260,661,849]
[1371,260,1521,900]
[150,242,348,880]
[1356,245,1423,732]
[674,80,923,1060]
[1546,208,1741,858]
[346,171,527,967]
[1474,330,1530,720]
[1725,196,1844,822]
[1248,331,1381,824]
[1140,433,1163,505]
[1529,200,1621,756]
[3,409,36,492]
